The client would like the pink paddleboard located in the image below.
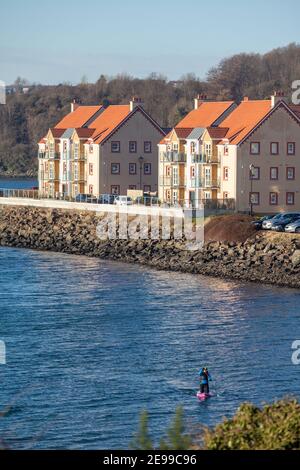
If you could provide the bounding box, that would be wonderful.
[197,392,212,401]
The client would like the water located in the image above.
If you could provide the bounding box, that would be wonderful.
[0,246,299,449]
[0,177,38,190]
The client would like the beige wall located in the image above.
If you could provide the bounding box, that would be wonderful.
[100,110,163,195]
[236,106,300,213]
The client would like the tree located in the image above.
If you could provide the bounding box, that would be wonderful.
[130,410,153,450]
[159,406,192,450]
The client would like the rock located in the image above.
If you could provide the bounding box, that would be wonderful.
[291,250,300,267]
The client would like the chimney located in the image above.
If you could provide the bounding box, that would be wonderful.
[71,99,79,112]
[194,94,207,110]
[271,91,285,108]
[130,96,143,111]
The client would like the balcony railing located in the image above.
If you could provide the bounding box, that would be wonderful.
[190,178,220,189]
[73,154,87,161]
[73,174,86,183]
[191,154,220,164]
[160,152,187,163]
[43,152,60,160]
[159,176,186,188]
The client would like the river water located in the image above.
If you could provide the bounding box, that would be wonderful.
[0,178,299,449]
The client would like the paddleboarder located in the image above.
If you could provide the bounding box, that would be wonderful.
[199,367,212,394]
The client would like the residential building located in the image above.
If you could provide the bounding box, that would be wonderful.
[158,96,236,205]
[216,93,300,213]
[38,98,165,198]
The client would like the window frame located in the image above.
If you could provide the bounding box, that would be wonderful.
[89,163,94,176]
[250,142,260,155]
[286,167,295,180]
[129,141,137,153]
[111,141,120,153]
[286,192,295,205]
[111,185,120,195]
[287,142,295,155]
[144,163,152,175]
[250,166,260,180]
[249,192,260,205]
[270,167,279,181]
[111,163,120,175]
[269,192,278,206]
[270,142,279,155]
[144,141,152,153]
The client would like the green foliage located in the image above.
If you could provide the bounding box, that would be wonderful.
[130,410,153,450]
[204,399,300,450]
[160,406,192,450]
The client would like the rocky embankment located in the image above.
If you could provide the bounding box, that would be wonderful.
[0,205,300,288]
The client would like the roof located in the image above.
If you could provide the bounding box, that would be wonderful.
[49,128,66,138]
[61,128,75,139]
[220,99,272,144]
[90,105,131,144]
[75,128,95,138]
[174,127,194,139]
[289,105,300,119]
[176,101,235,128]
[55,105,102,129]
[159,131,172,145]
[187,127,205,140]
[206,126,229,139]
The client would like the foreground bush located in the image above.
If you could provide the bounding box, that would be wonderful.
[132,399,300,450]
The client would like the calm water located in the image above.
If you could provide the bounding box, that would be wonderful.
[0,247,300,449]
[0,177,37,190]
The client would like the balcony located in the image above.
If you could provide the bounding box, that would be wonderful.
[190,178,220,189]
[73,174,86,183]
[46,152,60,160]
[48,174,59,182]
[72,154,87,161]
[191,154,220,164]
[159,176,186,188]
[160,152,186,163]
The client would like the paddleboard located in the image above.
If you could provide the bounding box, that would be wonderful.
[197,392,212,401]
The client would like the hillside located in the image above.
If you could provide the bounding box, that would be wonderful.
[1,43,300,176]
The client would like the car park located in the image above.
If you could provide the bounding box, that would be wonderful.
[251,215,275,230]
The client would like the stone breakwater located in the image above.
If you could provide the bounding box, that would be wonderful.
[1,205,300,288]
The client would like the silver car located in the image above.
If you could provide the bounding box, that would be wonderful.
[285,219,300,233]
[262,214,284,230]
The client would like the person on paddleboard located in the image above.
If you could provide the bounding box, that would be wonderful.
[199,367,212,394]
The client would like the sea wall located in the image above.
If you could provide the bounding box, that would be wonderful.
[0,205,300,288]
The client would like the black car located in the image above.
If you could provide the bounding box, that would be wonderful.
[251,215,275,230]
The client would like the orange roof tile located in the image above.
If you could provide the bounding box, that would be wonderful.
[159,131,172,145]
[55,106,102,129]
[220,99,272,144]
[90,105,131,144]
[176,101,235,128]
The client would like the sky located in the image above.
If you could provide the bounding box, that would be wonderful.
[0,0,300,85]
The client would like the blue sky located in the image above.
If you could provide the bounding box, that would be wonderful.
[1,0,300,84]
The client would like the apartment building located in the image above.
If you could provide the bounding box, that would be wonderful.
[38,98,165,198]
[158,93,300,213]
[158,96,236,205]
[217,93,300,213]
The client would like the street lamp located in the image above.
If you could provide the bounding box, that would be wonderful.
[249,163,255,216]
[138,156,144,191]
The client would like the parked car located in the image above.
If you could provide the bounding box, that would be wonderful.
[262,213,287,230]
[97,194,115,204]
[74,194,96,203]
[135,196,160,206]
[270,213,300,232]
[114,196,133,206]
[251,215,275,230]
[285,219,300,234]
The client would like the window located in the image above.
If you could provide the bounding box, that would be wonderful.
[63,141,67,152]
[249,192,260,205]
[111,141,120,153]
[269,192,278,205]
[190,142,196,154]
[270,167,278,180]
[270,142,279,155]
[287,167,295,180]
[111,163,120,174]
[111,185,120,195]
[287,192,295,205]
[172,190,178,204]
[144,163,151,175]
[223,192,229,199]
[205,143,212,157]
[63,162,67,173]
[250,142,260,155]
[173,143,178,151]
[144,141,152,153]
[166,166,171,176]
[129,141,137,153]
[89,163,94,176]
[144,185,151,192]
[74,143,79,159]
[89,144,93,153]
[287,142,295,155]
[191,166,196,178]
[129,163,137,175]
[89,185,94,195]
[128,185,136,190]
[223,167,229,180]
[224,145,229,156]
[250,166,260,180]
[166,189,171,201]
[74,163,78,180]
